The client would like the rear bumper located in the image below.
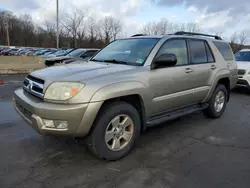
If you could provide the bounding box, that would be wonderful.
[13,88,103,137]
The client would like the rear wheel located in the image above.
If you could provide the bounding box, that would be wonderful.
[85,101,141,161]
[203,84,228,118]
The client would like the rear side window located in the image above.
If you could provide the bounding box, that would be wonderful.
[189,40,207,64]
[205,42,215,62]
[213,41,234,61]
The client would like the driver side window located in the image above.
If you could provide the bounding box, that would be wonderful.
[156,39,188,66]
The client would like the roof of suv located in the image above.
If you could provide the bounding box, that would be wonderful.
[128,31,224,42]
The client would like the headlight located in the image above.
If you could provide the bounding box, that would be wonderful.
[44,82,85,100]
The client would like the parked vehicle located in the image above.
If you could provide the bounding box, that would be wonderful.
[13,31,238,161]
[41,50,58,57]
[0,48,19,56]
[9,48,20,55]
[24,49,38,56]
[235,49,250,89]
[44,48,99,66]
[46,48,75,58]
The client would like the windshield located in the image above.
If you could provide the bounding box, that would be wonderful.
[235,51,250,61]
[90,38,160,66]
[67,49,86,57]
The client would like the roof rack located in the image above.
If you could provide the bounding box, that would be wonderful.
[131,34,147,37]
[173,31,222,40]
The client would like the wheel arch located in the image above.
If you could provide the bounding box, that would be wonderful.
[204,70,231,103]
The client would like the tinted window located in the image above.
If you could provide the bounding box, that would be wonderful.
[235,51,250,61]
[205,42,215,62]
[157,39,188,65]
[189,40,207,64]
[213,41,234,61]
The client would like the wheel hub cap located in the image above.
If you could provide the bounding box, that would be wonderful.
[105,114,134,151]
[214,90,225,112]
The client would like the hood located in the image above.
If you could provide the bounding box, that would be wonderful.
[30,61,137,84]
[236,61,250,70]
[45,56,72,61]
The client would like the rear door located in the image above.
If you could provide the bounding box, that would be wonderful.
[187,39,216,103]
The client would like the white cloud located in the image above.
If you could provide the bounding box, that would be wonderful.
[187,6,198,13]
[1,0,249,43]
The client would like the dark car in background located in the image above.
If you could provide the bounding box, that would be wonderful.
[8,48,20,55]
[45,48,99,66]
[0,48,19,56]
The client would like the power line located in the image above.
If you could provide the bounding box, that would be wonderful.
[35,0,54,19]
[65,0,90,18]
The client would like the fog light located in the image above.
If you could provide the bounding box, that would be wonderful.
[43,119,55,128]
[54,121,68,129]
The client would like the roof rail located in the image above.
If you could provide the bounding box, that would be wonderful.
[131,34,147,37]
[173,31,222,40]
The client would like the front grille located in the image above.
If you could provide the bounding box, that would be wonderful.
[238,69,246,75]
[16,102,32,121]
[27,75,45,84]
[23,75,45,99]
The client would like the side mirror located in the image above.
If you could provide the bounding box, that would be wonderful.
[151,54,177,69]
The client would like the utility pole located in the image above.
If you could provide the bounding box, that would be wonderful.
[4,20,10,47]
[6,23,10,47]
[56,0,59,49]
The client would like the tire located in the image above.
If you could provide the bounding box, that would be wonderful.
[85,101,141,161]
[203,84,228,118]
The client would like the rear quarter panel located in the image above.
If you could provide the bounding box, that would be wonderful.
[203,40,237,102]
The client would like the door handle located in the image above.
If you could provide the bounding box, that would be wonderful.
[211,65,216,70]
[185,68,193,73]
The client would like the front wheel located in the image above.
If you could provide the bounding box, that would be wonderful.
[85,101,141,161]
[203,84,228,118]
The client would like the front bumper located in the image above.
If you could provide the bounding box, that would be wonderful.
[236,79,250,87]
[13,88,103,137]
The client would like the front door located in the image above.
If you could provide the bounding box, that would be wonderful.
[148,38,196,115]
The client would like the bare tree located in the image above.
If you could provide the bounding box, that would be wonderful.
[65,11,84,48]
[177,22,201,33]
[140,20,201,35]
[141,21,163,35]
[238,31,247,49]
[87,17,97,43]
[101,16,122,44]
[0,9,248,51]
[229,32,239,53]
[110,18,122,40]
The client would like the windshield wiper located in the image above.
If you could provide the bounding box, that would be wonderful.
[102,59,128,65]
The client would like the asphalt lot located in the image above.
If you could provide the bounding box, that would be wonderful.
[1,75,250,188]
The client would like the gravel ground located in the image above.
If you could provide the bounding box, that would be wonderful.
[0,75,250,188]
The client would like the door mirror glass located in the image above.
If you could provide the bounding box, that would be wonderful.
[152,54,177,69]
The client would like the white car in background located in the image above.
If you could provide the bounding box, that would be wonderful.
[235,49,250,88]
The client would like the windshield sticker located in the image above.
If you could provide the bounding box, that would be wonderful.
[136,58,144,64]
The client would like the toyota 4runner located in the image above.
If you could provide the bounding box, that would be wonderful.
[13,31,238,161]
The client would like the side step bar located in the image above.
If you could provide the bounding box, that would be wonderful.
[146,103,209,127]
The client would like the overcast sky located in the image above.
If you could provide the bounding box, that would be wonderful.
[0,0,250,43]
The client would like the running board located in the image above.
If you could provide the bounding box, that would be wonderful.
[146,103,209,127]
